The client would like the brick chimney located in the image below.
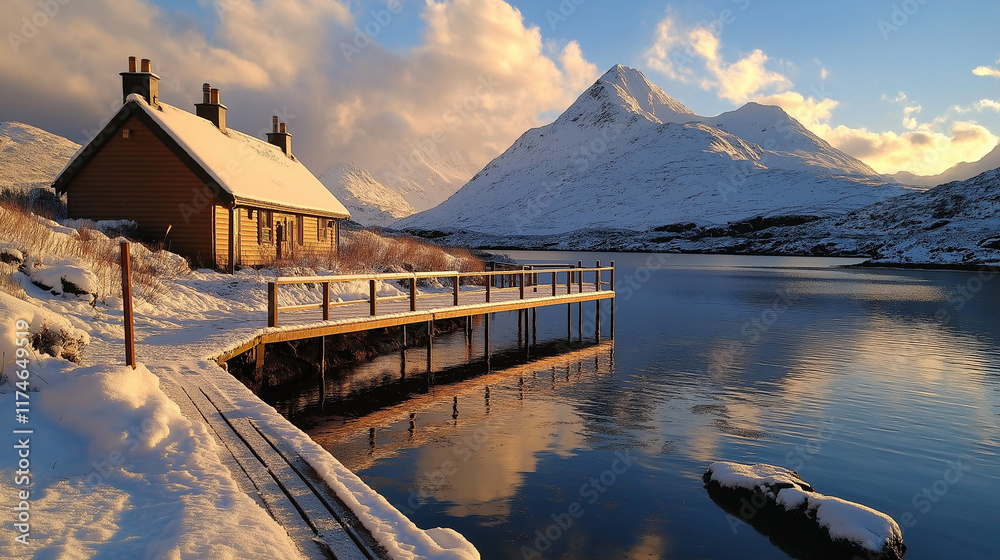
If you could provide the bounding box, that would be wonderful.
[195,83,227,132]
[120,56,160,108]
[266,116,292,157]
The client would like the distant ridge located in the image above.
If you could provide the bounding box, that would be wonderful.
[0,121,80,191]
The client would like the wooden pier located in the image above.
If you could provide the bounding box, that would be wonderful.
[199,261,615,558]
[215,262,616,371]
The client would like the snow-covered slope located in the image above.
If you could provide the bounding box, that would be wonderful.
[371,145,482,213]
[0,121,79,191]
[894,142,1000,187]
[398,66,908,235]
[319,163,415,227]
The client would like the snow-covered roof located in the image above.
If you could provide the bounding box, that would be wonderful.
[56,94,349,219]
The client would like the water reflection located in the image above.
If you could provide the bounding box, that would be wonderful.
[270,254,1000,560]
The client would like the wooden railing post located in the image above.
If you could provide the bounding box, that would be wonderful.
[267,282,278,327]
[454,275,460,306]
[595,260,601,292]
[410,276,417,312]
[611,261,616,291]
[486,271,492,302]
[577,260,583,293]
[566,268,571,294]
[369,279,377,316]
[322,281,330,320]
[120,241,136,369]
[551,271,557,296]
[519,267,526,299]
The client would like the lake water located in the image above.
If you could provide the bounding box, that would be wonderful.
[264,252,1000,560]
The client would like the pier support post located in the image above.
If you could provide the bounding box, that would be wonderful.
[485,314,491,370]
[267,282,278,327]
[401,325,407,349]
[517,309,523,348]
[567,303,572,341]
[596,301,602,342]
[578,302,583,342]
[255,342,265,377]
[322,281,330,320]
[532,307,537,345]
[611,261,616,340]
[426,320,433,373]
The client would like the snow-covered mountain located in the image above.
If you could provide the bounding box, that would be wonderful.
[370,144,482,213]
[0,121,79,191]
[894,142,1000,187]
[318,163,415,227]
[398,65,908,235]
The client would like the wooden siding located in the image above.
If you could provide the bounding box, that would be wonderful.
[223,207,340,266]
[66,115,218,266]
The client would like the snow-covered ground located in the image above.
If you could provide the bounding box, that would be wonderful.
[0,215,479,559]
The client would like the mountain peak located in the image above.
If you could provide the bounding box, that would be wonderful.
[557,65,694,127]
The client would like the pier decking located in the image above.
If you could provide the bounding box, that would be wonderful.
[215,263,616,367]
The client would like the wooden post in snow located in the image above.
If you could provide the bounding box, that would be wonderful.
[120,241,136,369]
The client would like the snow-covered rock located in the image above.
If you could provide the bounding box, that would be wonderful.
[704,461,905,560]
[22,256,99,297]
[319,163,416,226]
[0,121,79,192]
[398,65,909,235]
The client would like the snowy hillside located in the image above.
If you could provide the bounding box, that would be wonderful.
[398,65,908,235]
[0,121,79,191]
[894,142,1000,187]
[319,163,415,227]
[766,167,1000,264]
[371,144,482,213]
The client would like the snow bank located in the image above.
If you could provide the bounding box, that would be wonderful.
[0,291,89,364]
[0,359,302,559]
[22,256,99,296]
[704,461,905,560]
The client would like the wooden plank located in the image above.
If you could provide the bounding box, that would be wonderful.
[184,387,331,559]
[228,416,367,560]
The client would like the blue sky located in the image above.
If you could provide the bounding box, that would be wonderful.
[5,0,1000,177]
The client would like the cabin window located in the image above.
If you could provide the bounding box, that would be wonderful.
[258,210,273,244]
[297,215,304,245]
[317,217,330,241]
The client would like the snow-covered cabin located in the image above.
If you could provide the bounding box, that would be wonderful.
[52,57,350,271]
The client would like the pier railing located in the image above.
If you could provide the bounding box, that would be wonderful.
[266,261,615,327]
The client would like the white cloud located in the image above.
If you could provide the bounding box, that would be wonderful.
[644,13,791,104]
[642,12,998,176]
[973,65,1000,78]
[0,0,598,178]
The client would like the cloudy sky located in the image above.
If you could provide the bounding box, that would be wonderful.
[3,0,1000,178]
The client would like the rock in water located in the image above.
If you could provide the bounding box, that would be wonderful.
[703,461,905,560]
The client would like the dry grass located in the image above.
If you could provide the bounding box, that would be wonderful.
[0,202,189,303]
[250,227,485,279]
